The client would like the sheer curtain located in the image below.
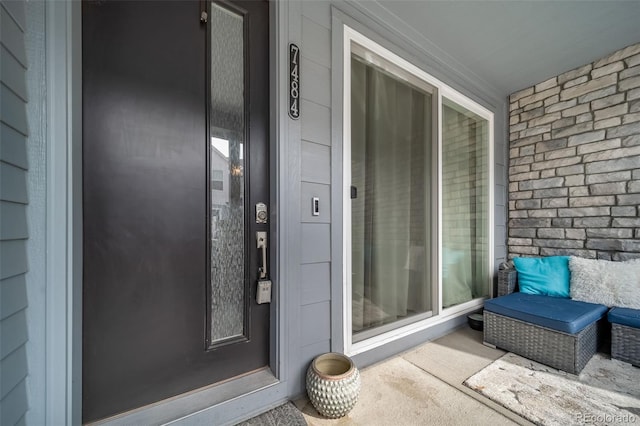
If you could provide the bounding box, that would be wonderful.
[441,100,489,308]
[351,55,433,334]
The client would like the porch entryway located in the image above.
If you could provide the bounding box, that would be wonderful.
[295,327,518,426]
[294,326,639,425]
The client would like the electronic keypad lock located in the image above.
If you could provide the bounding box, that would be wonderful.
[256,202,268,224]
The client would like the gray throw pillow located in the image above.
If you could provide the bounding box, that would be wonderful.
[569,257,640,309]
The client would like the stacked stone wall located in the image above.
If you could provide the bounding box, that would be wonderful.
[508,43,640,260]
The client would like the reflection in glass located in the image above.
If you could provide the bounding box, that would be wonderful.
[442,98,489,308]
[210,3,246,343]
[350,51,434,339]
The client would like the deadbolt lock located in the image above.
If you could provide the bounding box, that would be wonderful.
[256,202,268,224]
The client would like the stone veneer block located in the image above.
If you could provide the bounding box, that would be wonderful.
[586,170,630,184]
[546,99,577,113]
[560,74,617,101]
[509,42,640,260]
[561,104,592,118]
[620,76,640,91]
[566,229,586,239]
[626,53,640,68]
[594,104,628,121]
[536,139,568,153]
[584,145,640,162]
[558,207,611,217]
[594,117,622,130]
[578,86,618,104]
[519,87,561,107]
[620,65,640,80]
[607,122,640,138]
[552,122,593,138]
[541,198,568,208]
[590,182,627,195]
[569,196,615,207]
[558,64,592,85]
[511,87,534,102]
[612,206,636,217]
[567,130,605,146]
[591,61,624,79]
[618,194,640,205]
[622,134,640,146]
[576,113,593,124]
[593,44,640,68]
[628,181,640,192]
[536,77,558,92]
[585,156,640,174]
[591,94,626,110]
[623,112,640,124]
[564,76,589,89]
[552,117,577,129]
[528,112,562,127]
[538,228,565,238]
[586,228,633,239]
[613,218,640,227]
[545,95,560,106]
[545,147,576,160]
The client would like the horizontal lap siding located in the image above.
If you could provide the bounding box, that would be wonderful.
[295,1,334,394]
[293,2,508,398]
[1,1,30,425]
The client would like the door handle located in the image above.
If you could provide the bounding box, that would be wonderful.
[257,232,267,279]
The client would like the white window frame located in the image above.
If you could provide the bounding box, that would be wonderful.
[343,25,495,356]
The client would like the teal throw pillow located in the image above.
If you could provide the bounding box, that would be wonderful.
[513,256,570,298]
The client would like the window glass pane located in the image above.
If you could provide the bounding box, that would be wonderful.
[351,52,434,339]
[442,98,490,308]
[210,2,245,343]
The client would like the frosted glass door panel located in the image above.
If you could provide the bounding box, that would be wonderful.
[210,2,246,344]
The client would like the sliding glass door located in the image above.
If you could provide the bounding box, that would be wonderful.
[350,46,436,340]
[441,99,490,308]
[345,28,493,348]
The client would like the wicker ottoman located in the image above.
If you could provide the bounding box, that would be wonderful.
[608,307,640,367]
[484,293,608,374]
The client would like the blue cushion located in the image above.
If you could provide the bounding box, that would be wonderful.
[608,307,640,328]
[485,293,607,334]
[513,256,570,298]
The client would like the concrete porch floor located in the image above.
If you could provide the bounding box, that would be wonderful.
[294,326,536,426]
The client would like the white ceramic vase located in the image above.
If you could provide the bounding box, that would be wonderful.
[306,352,361,418]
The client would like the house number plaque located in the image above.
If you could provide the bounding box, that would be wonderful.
[289,43,300,119]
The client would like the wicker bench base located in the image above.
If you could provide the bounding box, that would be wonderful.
[484,311,603,374]
[611,323,640,367]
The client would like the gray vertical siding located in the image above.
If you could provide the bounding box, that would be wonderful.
[0,1,30,424]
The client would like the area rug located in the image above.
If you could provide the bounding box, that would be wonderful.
[464,353,640,425]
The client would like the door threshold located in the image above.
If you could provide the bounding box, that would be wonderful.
[88,368,278,426]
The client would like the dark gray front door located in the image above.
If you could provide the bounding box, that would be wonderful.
[82,1,270,422]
